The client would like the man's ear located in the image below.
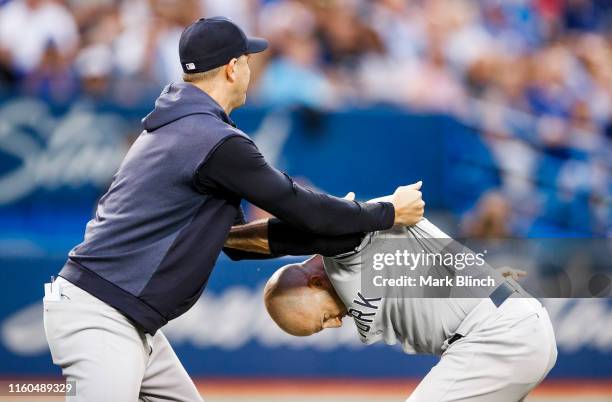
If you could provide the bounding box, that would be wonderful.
[322,316,343,329]
[308,274,329,290]
[225,58,237,82]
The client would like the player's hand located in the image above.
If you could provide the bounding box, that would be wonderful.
[391,181,425,226]
[500,267,527,281]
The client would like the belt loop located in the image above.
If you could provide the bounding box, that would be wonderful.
[441,333,463,353]
[448,333,463,345]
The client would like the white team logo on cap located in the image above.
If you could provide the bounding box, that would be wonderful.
[186,63,196,70]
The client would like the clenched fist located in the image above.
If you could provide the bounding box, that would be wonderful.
[391,181,425,226]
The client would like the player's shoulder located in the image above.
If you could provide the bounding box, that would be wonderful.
[179,113,251,143]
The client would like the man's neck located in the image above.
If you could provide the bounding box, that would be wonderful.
[190,81,234,115]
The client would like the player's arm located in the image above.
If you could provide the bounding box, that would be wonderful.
[224,219,270,257]
[223,218,365,260]
[196,136,424,236]
[221,208,278,260]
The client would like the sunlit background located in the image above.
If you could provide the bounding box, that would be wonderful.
[0,0,610,401]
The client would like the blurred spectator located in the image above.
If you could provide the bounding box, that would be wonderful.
[0,0,78,76]
[367,0,426,63]
[149,0,200,84]
[461,191,514,238]
[402,31,466,113]
[201,0,259,34]
[75,44,114,98]
[22,41,79,105]
[563,0,598,32]
[256,31,333,108]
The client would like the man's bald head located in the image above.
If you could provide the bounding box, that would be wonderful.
[264,256,347,337]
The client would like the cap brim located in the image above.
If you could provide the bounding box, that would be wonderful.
[246,37,269,54]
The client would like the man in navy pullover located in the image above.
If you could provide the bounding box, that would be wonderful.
[43,17,425,402]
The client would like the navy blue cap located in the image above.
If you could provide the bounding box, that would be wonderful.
[179,17,268,74]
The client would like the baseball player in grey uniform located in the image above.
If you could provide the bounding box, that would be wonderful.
[231,206,558,402]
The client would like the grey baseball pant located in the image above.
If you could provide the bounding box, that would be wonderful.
[43,277,203,402]
[406,297,558,402]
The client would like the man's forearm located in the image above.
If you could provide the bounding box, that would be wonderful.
[224,219,271,255]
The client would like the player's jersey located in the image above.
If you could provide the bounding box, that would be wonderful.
[323,219,495,355]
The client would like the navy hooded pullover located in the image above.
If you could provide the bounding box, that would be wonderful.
[59,82,394,334]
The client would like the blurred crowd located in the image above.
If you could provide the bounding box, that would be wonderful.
[0,0,610,235]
